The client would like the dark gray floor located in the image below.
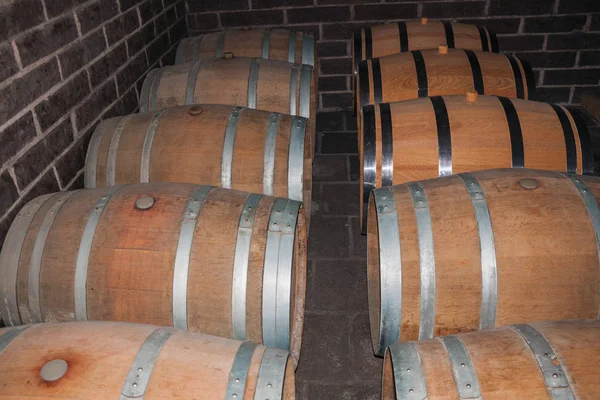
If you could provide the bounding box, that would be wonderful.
[295,110,382,399]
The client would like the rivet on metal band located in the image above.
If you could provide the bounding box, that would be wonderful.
[440,335,481,399]
[185,60,203,105]
[29,191,79,324]
[172,186,213,330]
[288,117,306,202]
[139,69,157,113]
[74,185,122,321]
[0,194,54,326]
[222,107,243,189]
[512,324,575,400]
[460,173,497,330]
[298,64,312,119]
[287,31,296,63]
[140,109,166,183]
[262,29,271,59]
[562,173,600,317]
[289,64,299,115]
[232,194,262,341]
[255,347,289,400]
[262,199,289,349]
[247,59,261,109]
[106,116,131,186]
[301,32,315,67]
[407,182,436,340]
[149,67,164,112]
[388,342,428,400]
[175,37,187,64]
[215,31,225,58]
[373,187,402,356]
[120,328,175,399]
[263,113,280,196]
[0,326,29,355]
[85,123,110,188]
[225,341,259,399]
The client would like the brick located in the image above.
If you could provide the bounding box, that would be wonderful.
[321,183,359,215]
[20,169,60,204]
[127,22,155,56]
[489,0,554,16]
[35,71,90,131]
[524,16,587,33]
[89,43,127,88]
[322,93,353,109]
[543,69,600,85]
[116,52,149,95]
[252,0,312,8]
[13,119,73,190]
[349,155,359,181]
[321,131,357,153]
[59,29,107,78]
[120,0,145,11]
[580,51,600,67]
[497,35,544,51]
[318,41,348,58]
[105,8,140,46]
[221,10,284,27]
[0,42,18,82]
[307,259,368,312]
[458,17,521,35]
[44,0,88,18]
[294,314,352,380]
[139,0,161,24]
[74,80,118,130]
[66,171,85,190]
[0,112,37,167]
[147,32,170,66]
[547,33,600,50]
[175,1,186,20]
[592,15,600,31]
[0,58,61,126]
[104,87,139,118]
[308,215,349,257]
[535,87,572,103]
[319,76,347,92]
[513,51,576,68]
[0,172,19,219]
[349,314,383,382]
[15,15,78,68]
[345,110,357,130]
[156,6,177,34]
[320,58,352,75]
[55,129,92,187]
[0,206,19,248]
[308,384,379,400]
[322,22,371,40]
[350,217,367,257]
[187,0,248,12]
[160,45,177,66]
[354,4,418,21]
[313,155,348,182]
[317,111,345,132]
[186,13,219,32]
[168,18,187,47]
[288,6,350,24]
[558,0,600,14]
[422,2,485,19]
[0,0,45,41]
[77,0,119,34]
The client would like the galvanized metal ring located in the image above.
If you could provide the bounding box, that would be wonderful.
[255,347,290,400]
[388,342,428,399]
[185,60,203,105]
[139,69,157,113]
[287,117,306,202]
[221,107,243,189]
[225,341,259,399]
[287,31,296,63]
[440,335,482,399]
[301,32,315,67]
[289,64,299,115]
[247,59,261,109]
[298,64,312,119]
[140,109,166,183]
[106,116,132,186]
[263,113,280,196]
[262,29,271,59]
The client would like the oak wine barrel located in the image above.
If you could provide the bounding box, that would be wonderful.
[356,48,536,126]
[0,321,295,399]
[0,184,306,363]
[359,94,593,230]
[352,18,498,112]
[368,169,600,355]
[85,104,312,220]
[383,320,600,399]
[176,28,316,68]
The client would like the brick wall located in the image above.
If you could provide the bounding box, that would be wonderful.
[0,0,186,245]
[185,0,600,110]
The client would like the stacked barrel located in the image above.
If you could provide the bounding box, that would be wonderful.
[355,19,600,398]
[0,27,316,399]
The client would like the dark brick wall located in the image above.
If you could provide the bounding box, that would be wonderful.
[0,0,186,246]
[185,0,600,109]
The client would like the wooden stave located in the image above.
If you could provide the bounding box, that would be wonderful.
[0,183,307,364]
[359,95,594,231]
[367,168,600,356]
[382,320,600,400]
[0,321,295,399]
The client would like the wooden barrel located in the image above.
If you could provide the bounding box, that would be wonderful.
[359,94,593,230]
[0,321,295,399]
[176,28,316,68]
[367,169,600,356]
[0,184,307,363]
[356,48,536,120]
[383,320,600,399]
[139,57,316,155]
[84,104,312,220]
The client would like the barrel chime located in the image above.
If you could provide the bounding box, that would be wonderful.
[0,27,317,398]
[356,18,599,399]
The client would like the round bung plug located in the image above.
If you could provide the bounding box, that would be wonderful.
[438,45,448,54]
[519,178,539,190]
[241,26,251,31]
[41,359,68,382]
[421,17,429,24]
[223,52,235,59]
[466,91,478,102]
[189,105,203,116]
[135,195,155,210]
